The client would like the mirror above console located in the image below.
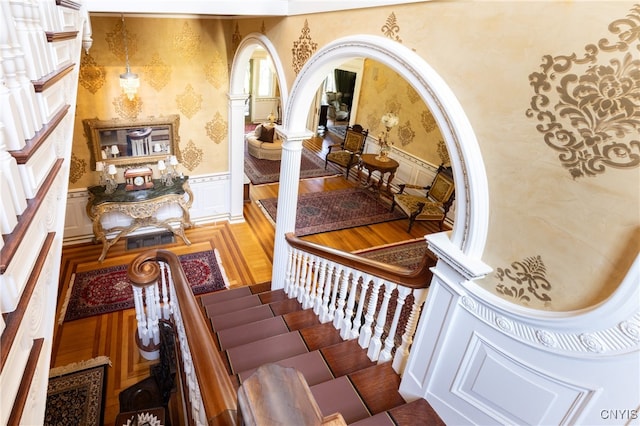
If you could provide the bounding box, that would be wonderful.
[84,114,180,168]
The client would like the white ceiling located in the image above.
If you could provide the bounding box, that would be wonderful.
[84,0,429,17]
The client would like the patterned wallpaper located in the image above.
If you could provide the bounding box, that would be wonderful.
[357,59,448,168]
[71,16,231,188]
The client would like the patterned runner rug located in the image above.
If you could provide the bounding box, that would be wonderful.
[59,249,229,322]
[258,187,405,236]
[45,357,110,426]
[245,147,340,185]
[354,238,430,270]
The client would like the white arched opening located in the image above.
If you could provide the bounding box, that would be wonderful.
[282,35,489,261]
[227,33,288,221]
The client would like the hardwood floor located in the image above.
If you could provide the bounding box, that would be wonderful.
[51,134,440,425]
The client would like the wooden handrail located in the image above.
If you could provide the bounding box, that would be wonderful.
[285,233,436,288]
[128,249,237,425]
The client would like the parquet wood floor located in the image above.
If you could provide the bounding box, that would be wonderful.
[51,135,441,425]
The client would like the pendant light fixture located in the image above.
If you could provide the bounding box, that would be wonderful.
[119,14,139,100]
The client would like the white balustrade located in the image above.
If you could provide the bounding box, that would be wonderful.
[284,245,430,374]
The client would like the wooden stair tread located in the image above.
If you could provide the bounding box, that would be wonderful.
[258,288,288,304]
[310,376,370,424]
[226,331,308,374]
[249,282,272,294]
[282,308,321,331]
[217,316,289,350]
[348,362,405,415]
[350,411,395,426]
[238,350,334,387]
[204,294,261,317]
[388,398,446,426]
[299,322,344,352]
[199,285,252,306]
[210,304,274,331]
[269,297,303,316]
[320,339,377,378]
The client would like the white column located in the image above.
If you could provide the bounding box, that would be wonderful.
[228,93,249,222]
[270,128,312,289]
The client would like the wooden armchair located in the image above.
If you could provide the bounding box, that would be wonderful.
[391,164,455,232]
[325,124,369,179]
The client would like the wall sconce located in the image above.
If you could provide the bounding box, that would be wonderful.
[119,14,139,100]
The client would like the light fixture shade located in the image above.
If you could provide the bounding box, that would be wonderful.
[120,70,140,100]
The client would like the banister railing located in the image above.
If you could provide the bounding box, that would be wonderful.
[128,249,237,426]
[284,233,435,374]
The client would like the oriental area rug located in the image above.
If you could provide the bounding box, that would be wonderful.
[354,238,430,270]
[60,249,229,322]
[258,187,405,236]
[45,356,110,426]
[245,147,340,185]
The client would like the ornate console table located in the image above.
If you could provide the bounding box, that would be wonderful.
[86,177,194,262]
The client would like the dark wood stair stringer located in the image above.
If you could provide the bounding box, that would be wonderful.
[200,283,445,425]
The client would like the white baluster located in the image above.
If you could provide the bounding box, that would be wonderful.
[313,258,327,315]
[332,266,348,329]
[297,252,309,303]
[302,254,317,309]
[379,285,411,363]
[132,286,149,346]
[0,1,38,143]
[160,262,170,319]
[359,277,383,349]
[284,246,295,296]
[291,250,303,298]
[393,288,428,374]
[0,129,27,215]
[326,264,341,323]
[145,284,160,345]
[350,274,371,340]
[367,282,396,361]
[319,262,336,323]
[340,270,361,338]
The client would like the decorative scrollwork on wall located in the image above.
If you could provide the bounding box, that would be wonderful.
[495,255,552,304]
[205,111,227,144]
[292,20,317,75]
[176,84,203,119]
[78,53,106,94]
[381,12,402,43]
[181,139,204,171]
[526,5,640,179]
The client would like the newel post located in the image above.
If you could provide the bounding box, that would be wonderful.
[128,254,163,360]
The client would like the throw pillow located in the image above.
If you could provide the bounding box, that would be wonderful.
[258,125,275,143]
[254,124,263,137]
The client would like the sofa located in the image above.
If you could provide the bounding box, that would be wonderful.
[326,91,350,122]
[246,123,283,160]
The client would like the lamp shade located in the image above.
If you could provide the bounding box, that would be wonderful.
[169,155,179,166]
[158,160,166,171]
[107,164,117,175]
[95,161,104,172]
[111,145,120,155]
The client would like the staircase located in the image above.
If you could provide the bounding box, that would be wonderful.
[200,282,445,425]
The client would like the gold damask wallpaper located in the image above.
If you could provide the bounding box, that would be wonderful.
[356,59,447,167]
[71,16,232,188]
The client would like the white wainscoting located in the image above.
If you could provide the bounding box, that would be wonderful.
[363,141,456,226]
[63,172,232,244]
[252,97,279,123]
[400,235,640,425]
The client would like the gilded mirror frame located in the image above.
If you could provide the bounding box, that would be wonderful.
[84,114,181,168]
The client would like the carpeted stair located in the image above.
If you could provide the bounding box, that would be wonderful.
[199,283,445,425]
